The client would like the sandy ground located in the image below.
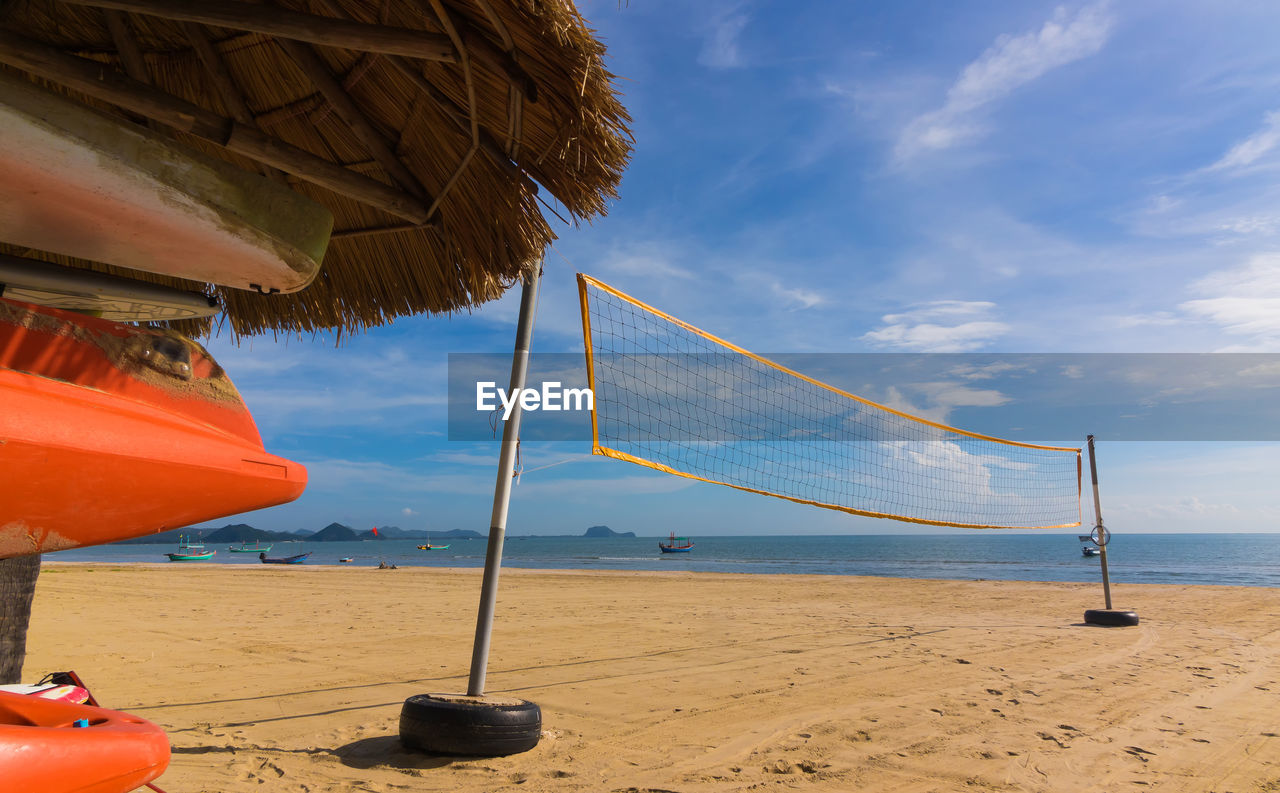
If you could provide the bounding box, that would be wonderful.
[23,564,1280,793]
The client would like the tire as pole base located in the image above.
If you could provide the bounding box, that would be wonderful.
[399,693,541,756]
[1084,608,1139,627]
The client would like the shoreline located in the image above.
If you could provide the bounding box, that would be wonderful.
[42,533,1280,589]
[39,558,1280,590]
[26,565,1280,792]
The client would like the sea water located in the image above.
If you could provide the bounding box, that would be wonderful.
[46,533,1280,587]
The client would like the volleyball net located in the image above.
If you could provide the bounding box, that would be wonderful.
[577,274,1081,529]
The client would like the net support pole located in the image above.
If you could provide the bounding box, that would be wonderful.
[1087,434,1113,610]
[467,264,540,697]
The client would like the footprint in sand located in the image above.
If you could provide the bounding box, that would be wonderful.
[1124,746,1156,763]
[254,759,286,779]
[1036,731,1069,749]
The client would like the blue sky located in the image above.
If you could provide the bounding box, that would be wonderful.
[202,1,1280,536]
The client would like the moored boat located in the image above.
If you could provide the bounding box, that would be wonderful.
[166,535,215,562]
[166,549,216,562]
[229,541,273,553]
[1079,535,1100,557]
[259,551,311,565]
[659,532,694,553]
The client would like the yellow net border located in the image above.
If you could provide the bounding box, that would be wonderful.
[578,273,1082,530]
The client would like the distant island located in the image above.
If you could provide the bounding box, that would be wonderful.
[113,523,486,545]
[114,523,638,545]
[583,525,636,538]
[515,525,638,538]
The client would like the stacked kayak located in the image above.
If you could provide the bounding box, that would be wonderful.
[0,690,169,793]
[0,297,307,558]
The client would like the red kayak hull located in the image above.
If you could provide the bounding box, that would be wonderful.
[0,297,306,558]
[0,690,170,793]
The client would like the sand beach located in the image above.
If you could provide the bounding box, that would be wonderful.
[25,564,1280,792]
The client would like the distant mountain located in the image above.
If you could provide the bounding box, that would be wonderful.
[204,524,300,543]
[363,525,410,539]
[109,523,486,546]
[309,522,360,542]
[434,529,485,539]
[113,524,296,545]
[353,526,486,540]
[583,525,635,538]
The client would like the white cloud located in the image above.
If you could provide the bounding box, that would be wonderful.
[1206,110,1280,172]
[873,386,949,424]
[909,381,1012,408]
[603,249,695,282]
[863,301,1009,352]
[1215,214,1280,236]
[1239,361,1280,378]
[1107,312,1181,329]
[401,507,418,517]
[770,282,825,309]
[1181,254,1280,347]
[698,9,749,70]
[946,361,1028,380]
[866,380,1010,426]
[896,2,1113,160]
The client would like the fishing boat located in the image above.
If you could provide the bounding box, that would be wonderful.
[259,551,310,565]
[417,539,450,550]
[0,689,170,793]
[338,557,354,563]
[228,541,273,553]
[658,532,694,553]
[166,535,215,562]
[1078,535,1100,557]
[166,549,215,562]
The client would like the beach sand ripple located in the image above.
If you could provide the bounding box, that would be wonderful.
[26,565,1280,792]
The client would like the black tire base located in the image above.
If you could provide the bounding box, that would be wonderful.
[1084,608,1140,627]
[399,693,541,756]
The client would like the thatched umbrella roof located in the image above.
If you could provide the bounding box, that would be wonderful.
[0,0,631,336]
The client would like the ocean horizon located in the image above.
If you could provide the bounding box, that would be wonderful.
[43,532,1280,588]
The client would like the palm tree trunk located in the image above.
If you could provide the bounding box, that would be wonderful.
[0,554,41,684]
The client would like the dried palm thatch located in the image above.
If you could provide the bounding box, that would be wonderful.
[0,0,631,336]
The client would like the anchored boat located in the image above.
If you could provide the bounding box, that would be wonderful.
[166,535,215,562]
[1079,535,1100,556]
[229,541,273,553]
[259,551,311,565]
[658,532,694,553]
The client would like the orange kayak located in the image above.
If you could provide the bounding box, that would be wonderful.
[0,689,169,793]
[0,297,306,558]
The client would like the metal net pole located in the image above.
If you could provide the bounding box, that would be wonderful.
[467,265,540,696]
[1087,434,1113,610]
